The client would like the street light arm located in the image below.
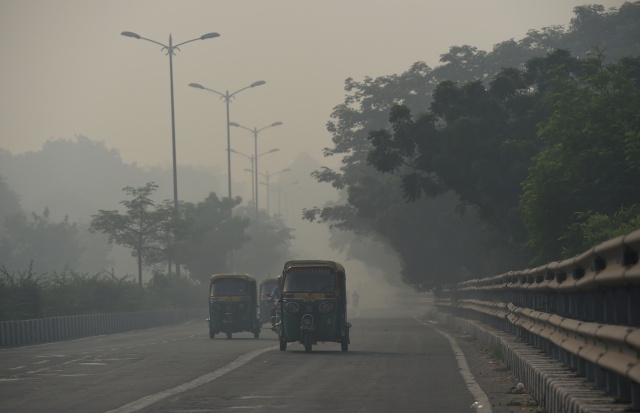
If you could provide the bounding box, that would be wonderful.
[257,121,283,133]
[229,148,252,160]
[121,31,168,48]
[229,80,266,98]
[228,122,254,133]
[174,32,220,48]
[258,148,279,157]
[188,83,225,98]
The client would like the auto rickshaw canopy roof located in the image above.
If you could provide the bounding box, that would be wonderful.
[260,277,279,286]
[210,273,257,284]
[282,260,345,274]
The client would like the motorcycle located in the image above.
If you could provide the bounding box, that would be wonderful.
[270,298,281,334]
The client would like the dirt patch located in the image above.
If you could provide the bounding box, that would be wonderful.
[438,323,546,413]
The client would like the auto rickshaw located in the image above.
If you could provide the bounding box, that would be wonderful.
[259,277,279,326]
[208,273,261,339]
[277,260,350,352]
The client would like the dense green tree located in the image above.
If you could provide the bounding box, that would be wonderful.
[232,205,294,279]
[365,74,541,273]
[308,3,640,290]
[90,183,166,285]
[521,55,640,262]
[176,194,250,284]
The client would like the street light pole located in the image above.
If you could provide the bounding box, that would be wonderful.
[122,30,219,277]
[189,81,265,198]
[233,148,278,207]
[259,168,291,215]
[229,121,283,218]
[231,150,255,204]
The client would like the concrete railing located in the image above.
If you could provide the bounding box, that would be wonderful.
[436,228,640,412]
[0,309,206,347]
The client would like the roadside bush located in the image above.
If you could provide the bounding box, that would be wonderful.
[0,265,205,321]
[0,263,42,321]
[145,271,204,310]
[40,267,142,316]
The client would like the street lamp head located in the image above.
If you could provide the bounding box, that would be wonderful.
[250,80,266,88]
[121,31,141,39]
[189,83,204,89]
[281,168,291,173]
[229,122,240,127]
[268,148,279,154]
[200,32,220,40]
[271,121,283,127]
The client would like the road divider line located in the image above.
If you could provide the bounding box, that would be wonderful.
[415,317,493,413]
[104,345,278,413]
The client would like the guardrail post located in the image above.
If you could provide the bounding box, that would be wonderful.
[615,290,628,325]
[632,382,640,411]
[630,288,640,327]
[604,291,615,323]
[594,292,605,323]
[595,367,606,389]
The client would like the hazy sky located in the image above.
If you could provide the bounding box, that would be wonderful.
[0,0,628,182]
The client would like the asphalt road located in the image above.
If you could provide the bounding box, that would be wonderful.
[0,308,523,413]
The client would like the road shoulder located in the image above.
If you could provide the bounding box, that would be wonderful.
[421,315,545,413]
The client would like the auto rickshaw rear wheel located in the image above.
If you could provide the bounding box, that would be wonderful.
[209,330,215,339]
[254,331,260,339]
[341,339,348,352]
[279,334,287,351]
[226,332,232,339]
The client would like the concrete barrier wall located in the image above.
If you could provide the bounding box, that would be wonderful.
[0,309,206,347]
[435,229,640,412]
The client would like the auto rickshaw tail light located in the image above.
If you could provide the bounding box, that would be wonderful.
[284,301,300,313]
[318,301,334,314]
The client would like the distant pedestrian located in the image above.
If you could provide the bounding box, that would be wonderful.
[351,290,359,309]
[271,283,281,301]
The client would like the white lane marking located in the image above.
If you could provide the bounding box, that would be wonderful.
[237,396,293,399]
[26,367,50,374]
[415,317,493,413]
[104,345,278,413]
[8,366,26,370]
[36,354,66,358]
[33,360,50,365]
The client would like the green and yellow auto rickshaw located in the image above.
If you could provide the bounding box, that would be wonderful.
[277,260,350,352]
[208,273,261,339]
[259,277,279,326]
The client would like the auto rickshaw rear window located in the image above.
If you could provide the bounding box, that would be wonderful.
[284,267,335,292]
[210,279,249,296]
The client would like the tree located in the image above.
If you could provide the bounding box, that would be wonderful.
[176,194,250,284]
[232,205,294,279]
[0,207,82,274]
[0,174,22,242]
[521,55,640,262]
[89,183,165,285]
[307,3,640,290]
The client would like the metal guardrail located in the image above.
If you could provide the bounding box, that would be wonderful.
[0,309,206,347]
[436,228,640,411]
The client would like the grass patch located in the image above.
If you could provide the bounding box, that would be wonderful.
[489,345,502,360]
[507,399,538,407]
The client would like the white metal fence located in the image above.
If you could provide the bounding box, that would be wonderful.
[0,309,206,347]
